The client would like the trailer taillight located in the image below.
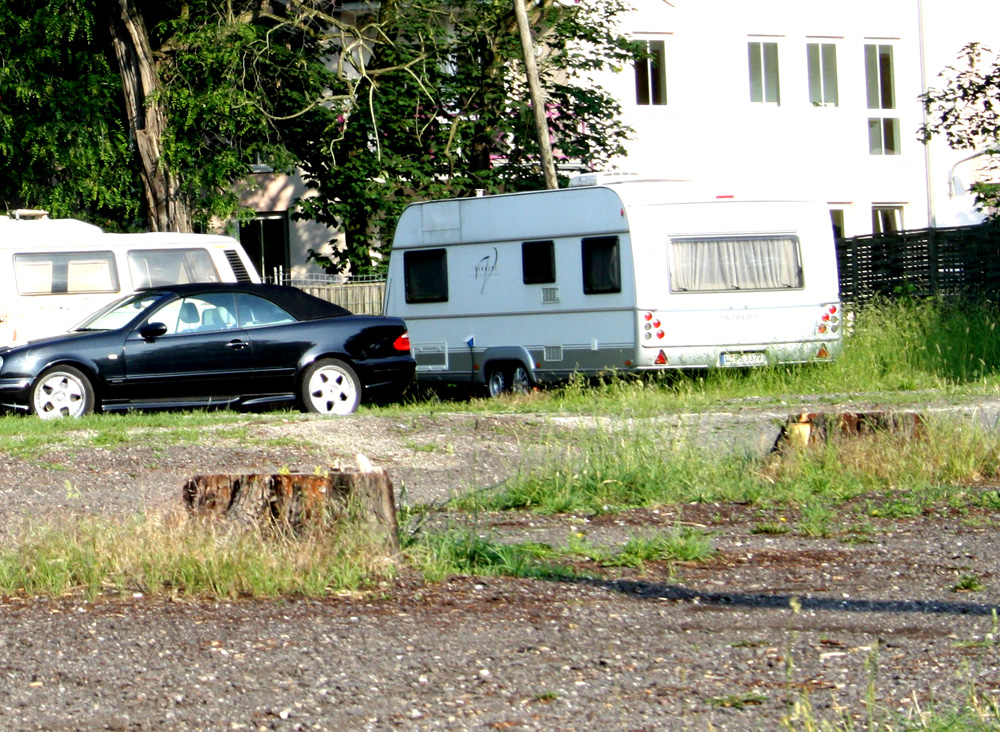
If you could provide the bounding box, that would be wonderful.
[393,332,411,352]
[641,311,666,341]
[816,304,840,335]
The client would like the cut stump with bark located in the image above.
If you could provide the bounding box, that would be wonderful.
[181,459,399,553]
[773,411,925,451]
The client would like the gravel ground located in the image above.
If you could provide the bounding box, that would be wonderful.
[1,401,1000,731]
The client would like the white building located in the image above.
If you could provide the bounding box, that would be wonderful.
[605,0,1000,237]
[239,0,1000,277]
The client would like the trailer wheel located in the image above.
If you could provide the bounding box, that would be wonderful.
[486,363,533,398]
[510,365,533,394]
[486,366,508,398]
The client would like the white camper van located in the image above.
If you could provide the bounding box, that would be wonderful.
[384,178,843,395]
[0,213,259,346]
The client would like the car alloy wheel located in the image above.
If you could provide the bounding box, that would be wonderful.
[302,358,361,415]
[31,366,95,419]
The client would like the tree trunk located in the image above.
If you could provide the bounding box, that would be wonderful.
[181,465,401,554]
[107,0,193,232]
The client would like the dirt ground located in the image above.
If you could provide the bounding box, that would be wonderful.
[1,404,999,731]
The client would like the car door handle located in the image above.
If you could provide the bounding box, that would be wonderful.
[226,339,248,350]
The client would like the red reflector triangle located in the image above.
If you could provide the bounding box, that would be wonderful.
[654,350,667,365]
[816,346,829,359]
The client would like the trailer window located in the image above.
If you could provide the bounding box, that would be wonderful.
[582,236,621,294]
[404,249,448,303]
[669,236,803,292]
[128,248,220,288]
[14,252,118,295]
[522,240,555,284]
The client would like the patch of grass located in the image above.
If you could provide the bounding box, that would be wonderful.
[600,528,715,568]
[0,510,396,600]
[752,521,791,535]
[0,410,264,461]
[453,417,1000,518]
[405,527,714,583]
[952,573,986,593]
[709,691,767,709]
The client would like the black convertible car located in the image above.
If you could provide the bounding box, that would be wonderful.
[0,283,415,419]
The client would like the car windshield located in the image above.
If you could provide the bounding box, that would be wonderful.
[73,292,168,332]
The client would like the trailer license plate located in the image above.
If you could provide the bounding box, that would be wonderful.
[720,351,767,368]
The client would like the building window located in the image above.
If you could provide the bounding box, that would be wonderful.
[404,249,448,303]
[865,44,895,110]
[865,43,899,156]
[634,39,667,106]
[522,240,556,284]
[868,117,901,155]
[872,206,903,235]
[582,236,621,294]
[748,41,780,105]
[807,43,838,106]
[829,209,846,240]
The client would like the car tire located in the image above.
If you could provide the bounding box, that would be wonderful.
[30,366,95,420]
[301,358,362,415]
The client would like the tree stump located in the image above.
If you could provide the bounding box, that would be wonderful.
[773,411,925,451]
[181,459,399,553]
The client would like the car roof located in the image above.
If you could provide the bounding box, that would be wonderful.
[138,282,352,320]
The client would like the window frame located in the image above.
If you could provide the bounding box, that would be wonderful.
[668,235,804,294]
[403,248,449,304]
[872,205,904,235]
[748,40,781,105]
[807,42,839,107]
[634,38,667,106]
[581,236,622,295]
[13,251,119,296]
[522,240,556,284]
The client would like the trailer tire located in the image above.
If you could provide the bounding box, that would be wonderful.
[486,365,508,398]
[486,362,533,398]
[510,365,533,394]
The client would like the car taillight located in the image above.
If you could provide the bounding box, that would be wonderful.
[393,332,411,352]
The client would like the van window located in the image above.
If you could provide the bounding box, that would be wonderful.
[582,236,621,294]
[14,251,118,295]
[522,240,556,284]
[128,248,220,289]
[669,235,803,292]
[404,249,448,303]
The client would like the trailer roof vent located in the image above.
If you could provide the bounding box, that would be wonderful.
[568,171,640,187]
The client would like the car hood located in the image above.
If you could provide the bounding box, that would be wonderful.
[4,329,119,357]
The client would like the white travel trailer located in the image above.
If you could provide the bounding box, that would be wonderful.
[0,213,259,346]
[384,178,843,395]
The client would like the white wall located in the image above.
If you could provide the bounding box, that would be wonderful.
[602,0,1000,235]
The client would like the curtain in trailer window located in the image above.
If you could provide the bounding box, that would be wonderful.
[669,236,802,292]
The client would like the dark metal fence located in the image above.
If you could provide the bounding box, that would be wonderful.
[836,221,1000,304]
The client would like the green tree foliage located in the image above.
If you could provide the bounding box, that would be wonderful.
[920,42,1000,216]
[289,0,639,275]
[0,1,141,226]
[0,0,637,269]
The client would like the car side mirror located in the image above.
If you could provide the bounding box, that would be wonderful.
[140,322,168,340]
